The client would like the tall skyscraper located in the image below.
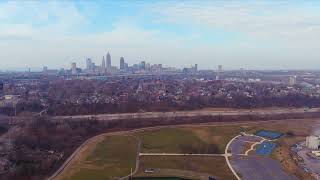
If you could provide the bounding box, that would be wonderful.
[194,64,198,71]
[146,63,151,71]
[216,65,222,80]
[140,61,146,70]
[120,57,125,70]
[43,66,48,73]
[101,56,106,72]
[289,76,297,86]
[86,58,92,70]
[71,62,77,75]
[106,52,111,69]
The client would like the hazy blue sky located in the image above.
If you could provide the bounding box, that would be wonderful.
[1,0,320,70]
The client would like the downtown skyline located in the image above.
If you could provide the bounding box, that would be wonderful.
[1,1,320,71]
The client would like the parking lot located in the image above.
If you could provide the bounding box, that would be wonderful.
[229,134,297,180]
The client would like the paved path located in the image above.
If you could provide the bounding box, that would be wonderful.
[51,107,320,121]
[225,135,242,180]
[244,139,265,156]
[119,135,141,180]
[139,153,231,157]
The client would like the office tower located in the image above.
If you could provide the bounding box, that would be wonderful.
[289,76,297,86]
[146,63,151,71]
[71,62,77,75]
[86,58,92,70]
[133,64,139,71]
[216,65,222,80]
[194,64,198,71]
[120,57,125,70]
[101,56,106,72]
[106,52,111,69]
[140,61,146,70]
[124,63,129,71]
[43,66,48,73]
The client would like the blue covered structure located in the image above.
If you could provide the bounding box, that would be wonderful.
[255,130,283,139]
[256,141,276,155]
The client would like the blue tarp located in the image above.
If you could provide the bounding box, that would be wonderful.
[256,141,276,155]
[255,130,283,139]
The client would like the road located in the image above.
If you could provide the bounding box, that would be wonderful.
[139,153,230,157]
[51,107,320,121]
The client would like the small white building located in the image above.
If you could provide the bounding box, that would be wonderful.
[311,151,320,157]
[306,136,320,150]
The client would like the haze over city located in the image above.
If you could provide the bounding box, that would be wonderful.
[2,1,320,180]
[1,0,320,71]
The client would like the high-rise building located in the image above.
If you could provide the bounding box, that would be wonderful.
[43,66,48,73]
[106,52,111,69]
[120,57,125,70]
[289,76,297,86]
[71,62,77,75]
[194,64,198,71]
[86,58,92,70]
[216,65,223,80]
[140,61,146,70]
[146,63,151,71]
[101,56,106,72]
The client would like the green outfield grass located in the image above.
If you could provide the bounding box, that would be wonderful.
[135,126,241,154]
[136,128,206,153]
[66,135,138,180]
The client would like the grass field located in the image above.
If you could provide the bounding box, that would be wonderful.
[136,126,241,154]
[135,156,236,180]
[56,135,138,180]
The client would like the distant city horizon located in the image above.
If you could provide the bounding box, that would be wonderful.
[1,1,320,70]
[1,50,320,72]
[2,64,320,72]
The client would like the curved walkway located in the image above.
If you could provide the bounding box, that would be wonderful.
[225,135,242,180]
[119,135,141,180]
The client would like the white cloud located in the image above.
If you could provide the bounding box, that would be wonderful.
[1,1,320,70]
[147,1,320,44]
